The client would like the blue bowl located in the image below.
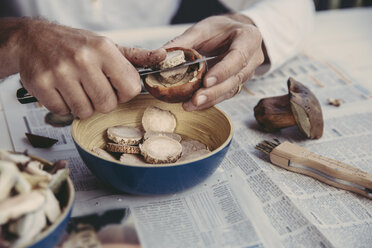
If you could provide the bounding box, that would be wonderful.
[71,93,233,195]
[24,154,75,248]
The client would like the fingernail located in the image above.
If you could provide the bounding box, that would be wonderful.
[205,77,217,87]
[196,95,207,106]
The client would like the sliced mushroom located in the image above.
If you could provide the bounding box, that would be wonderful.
[0,150,30,164]
[179,149,211,162]
[159,50,188,84]
[140,136,182,164]
[144,131,182,142]
[0,190,45,225]
[25,161,52,180]
[9,208,46,248]
[181,139,208,156]
[159,50,186,69]
[105,143,140,154]
[43,188,61,223]
[0,161,21,201]
[120,154,147,165]
[107,126,143,145]
[21,172,50,189]
[92,147,116,161]
[49,168,70,194]
[254,77,324,139]
[142,106,176,133]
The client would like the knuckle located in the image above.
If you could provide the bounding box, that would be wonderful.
[235,72,245,85]
[73,47,92,65]
[119,81,141,102]
[49,103,69,115]
[95,93,118,113]
[237,49,249,68]
[33,74,52,91]
[215,62,233,82]
[71,102,91,119]
[76,109,93,119]
[94,36,114,50]
[228,87,237,98]
[54,62,70,76]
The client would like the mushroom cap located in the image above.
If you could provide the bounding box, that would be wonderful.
[288,77,324,139]
[144,47,206,103]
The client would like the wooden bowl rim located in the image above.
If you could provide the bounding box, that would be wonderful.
[71,94,234,168]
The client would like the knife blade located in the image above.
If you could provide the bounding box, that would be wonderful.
[16,56,217,104]
[137,56,217,76]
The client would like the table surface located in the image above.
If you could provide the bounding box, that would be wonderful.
[1,7,371,150]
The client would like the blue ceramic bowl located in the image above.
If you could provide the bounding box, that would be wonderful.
[71,93,233,195]
[24,156,75,248]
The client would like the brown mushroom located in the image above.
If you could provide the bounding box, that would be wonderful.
[143,47,206,103]
[254,77,324,139]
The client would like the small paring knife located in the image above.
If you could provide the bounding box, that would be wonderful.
[16,56,217,104]
[256,140,372,199]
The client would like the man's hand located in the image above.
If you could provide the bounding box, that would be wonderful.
[0,18,166,119]
[164,14,265,111]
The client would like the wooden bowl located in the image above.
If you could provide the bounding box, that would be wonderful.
[71,93,233,195]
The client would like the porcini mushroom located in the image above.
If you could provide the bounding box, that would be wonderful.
[144,47,207,103]
[254,77,324,139]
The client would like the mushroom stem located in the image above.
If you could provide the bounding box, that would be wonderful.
[254,94,296,132]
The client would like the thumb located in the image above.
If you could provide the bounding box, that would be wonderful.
[118,47,166,67]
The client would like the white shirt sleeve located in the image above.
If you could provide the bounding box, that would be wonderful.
[241,0,315,75]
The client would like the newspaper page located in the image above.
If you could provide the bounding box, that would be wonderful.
[1,48,372,247]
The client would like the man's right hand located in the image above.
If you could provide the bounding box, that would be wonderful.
[0,18,166,119]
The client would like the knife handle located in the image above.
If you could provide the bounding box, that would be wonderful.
[269,141,372,199]
[17,87,38,104]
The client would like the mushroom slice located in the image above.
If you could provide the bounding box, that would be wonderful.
[9,208,46,248]
[21,172,50,188]
[120,154,147,165]
[107,126,143,145]
[25,161,52,180]
[158,51,188,84]
[144,131,182,142]
[142,106,176,133]
[0,161,20,201]
[160,66,188,84]
[0,190,45,225]
[49,168,69,194]
[92,147,116,161]
[179,149,211,162]
[181,139,208,156]
[0,150,30,164]
[14,173,32,194]
[105,143,140,154]
[140,136,182,164]
[43,189,61,223]
[159,50,186,69]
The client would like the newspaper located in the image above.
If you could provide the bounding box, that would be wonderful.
[1,51,372,247]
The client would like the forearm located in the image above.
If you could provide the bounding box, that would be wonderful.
[0,18,25,78]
